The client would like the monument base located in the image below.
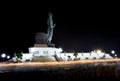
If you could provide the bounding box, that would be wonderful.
[31,56,57,62]
[34,43,55,47]
[34,44,48,47]
[48,43,55,47]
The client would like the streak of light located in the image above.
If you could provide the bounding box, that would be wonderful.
[0,58,120,67]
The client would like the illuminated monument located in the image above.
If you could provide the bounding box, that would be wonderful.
[13,12,113,62]
[34,12,56,47]
[26,12,62,62]
[12,12,63,62]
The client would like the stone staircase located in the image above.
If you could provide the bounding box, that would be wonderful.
[31,56,57,62]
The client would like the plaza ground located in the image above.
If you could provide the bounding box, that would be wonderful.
[0,59,120,80]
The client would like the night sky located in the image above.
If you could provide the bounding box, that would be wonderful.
[0,3,120,57]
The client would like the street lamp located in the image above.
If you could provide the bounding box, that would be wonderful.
[96,49,102,54]
[111,50,118,58]
[115,54,117,57]
[1,53,6,62]
[111,50,115,54]
[7,55,10,59]
[111,50,116,58]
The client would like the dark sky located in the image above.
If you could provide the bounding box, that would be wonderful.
[0,3,120,57]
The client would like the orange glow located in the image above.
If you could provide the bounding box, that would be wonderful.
[0,58,120,73]
[0,58,120,67]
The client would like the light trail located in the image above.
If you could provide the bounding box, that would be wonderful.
[0,58,120,73]
[0,58,119,67]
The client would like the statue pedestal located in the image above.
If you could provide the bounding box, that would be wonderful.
[34,43,55,47]
[48,43,55,47]
[34,44,48,47]
[28,47,60,57]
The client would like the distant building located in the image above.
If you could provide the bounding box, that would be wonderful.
[14,49,112,62]
[56,51,112,61]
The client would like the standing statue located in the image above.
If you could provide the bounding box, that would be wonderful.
[35,12,56,46]
[46,12,56,44]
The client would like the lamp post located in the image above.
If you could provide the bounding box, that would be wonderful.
[111,50,115,58]
[115,54,117,58]
[111,50,115,54]
[7,55,10,59]
[1,53,6,62]
[96,49,102,54]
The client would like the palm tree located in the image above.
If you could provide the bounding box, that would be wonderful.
[67,55,72,61]
[73,51,78,60]
[16,53,23,62]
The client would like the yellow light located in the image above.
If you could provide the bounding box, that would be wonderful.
[96,50,102,54]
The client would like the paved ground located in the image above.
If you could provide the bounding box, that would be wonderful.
[0,59,120,72]
[0,59,120,80]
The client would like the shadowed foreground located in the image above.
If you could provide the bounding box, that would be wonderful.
[0,59,120,80]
